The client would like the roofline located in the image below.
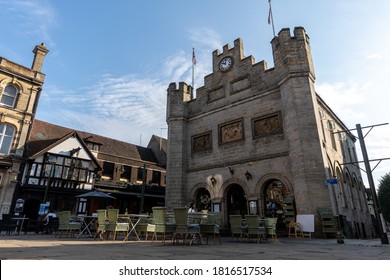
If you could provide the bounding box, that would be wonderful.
[28,130,101,170]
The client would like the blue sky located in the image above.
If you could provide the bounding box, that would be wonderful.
[0,0,389,186]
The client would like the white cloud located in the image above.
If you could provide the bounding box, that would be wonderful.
[38,26,224,144]
[1,0,57,46]
[316,81,367,123]
[366,53,384,60]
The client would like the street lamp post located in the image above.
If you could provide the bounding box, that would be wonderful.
[356,124,389,244]
[139,164,147,213]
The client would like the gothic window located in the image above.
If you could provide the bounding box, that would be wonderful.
[1,85,18,108]
[0,123,14,154]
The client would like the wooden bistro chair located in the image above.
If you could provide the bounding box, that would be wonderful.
[288,221,304,238]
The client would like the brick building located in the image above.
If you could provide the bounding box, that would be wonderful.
[166,27,372,238]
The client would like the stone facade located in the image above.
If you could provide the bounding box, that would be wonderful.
[166,27,372,238]
[0,43,48,216]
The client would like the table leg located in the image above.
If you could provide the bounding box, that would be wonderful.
[125,218,141,241]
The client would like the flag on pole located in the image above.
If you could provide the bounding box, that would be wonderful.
[192,48,197,65]
[268,4,272,25]
[267,0,276,37]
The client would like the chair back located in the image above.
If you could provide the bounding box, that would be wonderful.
[208,212,221,225]
[265,217,278,236]
[152,207,167,232]
[57,211,69,230]
[245,215,260,228]
[229,215,244,233]
[173,207,188,233]
[107,209,119,222]
[265,217,277,228]
[96,209,107,224]
[105,209,119,232]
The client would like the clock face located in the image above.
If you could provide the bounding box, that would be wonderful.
[219,56,233,72]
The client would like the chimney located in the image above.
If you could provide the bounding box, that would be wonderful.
[31,43,49,72]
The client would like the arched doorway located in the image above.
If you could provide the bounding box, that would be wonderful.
[195,188,211,211]
[226,184,247,217]
[263,179,292,233]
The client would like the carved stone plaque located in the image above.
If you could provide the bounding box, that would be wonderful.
[219,119,244,144]
[192,132,212,152]
[253,113,282,138]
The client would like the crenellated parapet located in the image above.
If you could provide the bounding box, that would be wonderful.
[167,27,316,121]
[271,26,315,82]
[166,82,192,122]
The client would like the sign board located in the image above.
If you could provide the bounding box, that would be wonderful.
[14,198,24,213]
[38,203,49,215]
[325,178,338,185]
[296,214,315,237]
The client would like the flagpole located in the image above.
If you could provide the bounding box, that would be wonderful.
[268,0,276,37]
[191,48,196,98]
[192,48,195,89]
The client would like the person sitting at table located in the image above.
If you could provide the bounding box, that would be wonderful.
[188,202,197,213]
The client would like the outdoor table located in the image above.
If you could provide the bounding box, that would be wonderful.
[119,214,149,241]
[76,215,97,238]
[187,212,206,245]
[188,212,208,224]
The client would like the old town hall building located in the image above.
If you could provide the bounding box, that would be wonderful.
[166,27,372,238]
[0,27,373,238]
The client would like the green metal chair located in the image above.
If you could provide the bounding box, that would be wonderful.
[55,211,81,237]
[105,209,129,241]
[265,217,278,241]
[173,207,202,245]
[149,207,176,244]
[200,212,222,245]
[229,214,247,241]
[244,215,266,243]
[94,209,108,240]
[134,215,150,239]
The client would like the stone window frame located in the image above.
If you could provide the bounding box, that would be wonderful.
[0,84,18,108]
[0,122,15,155]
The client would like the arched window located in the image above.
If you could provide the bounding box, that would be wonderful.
[0,123,14,154]
[1,85,18,108]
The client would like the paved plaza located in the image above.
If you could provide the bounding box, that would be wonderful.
[0,233,389,260]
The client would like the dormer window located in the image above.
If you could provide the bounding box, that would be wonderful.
[1,85,17,108]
